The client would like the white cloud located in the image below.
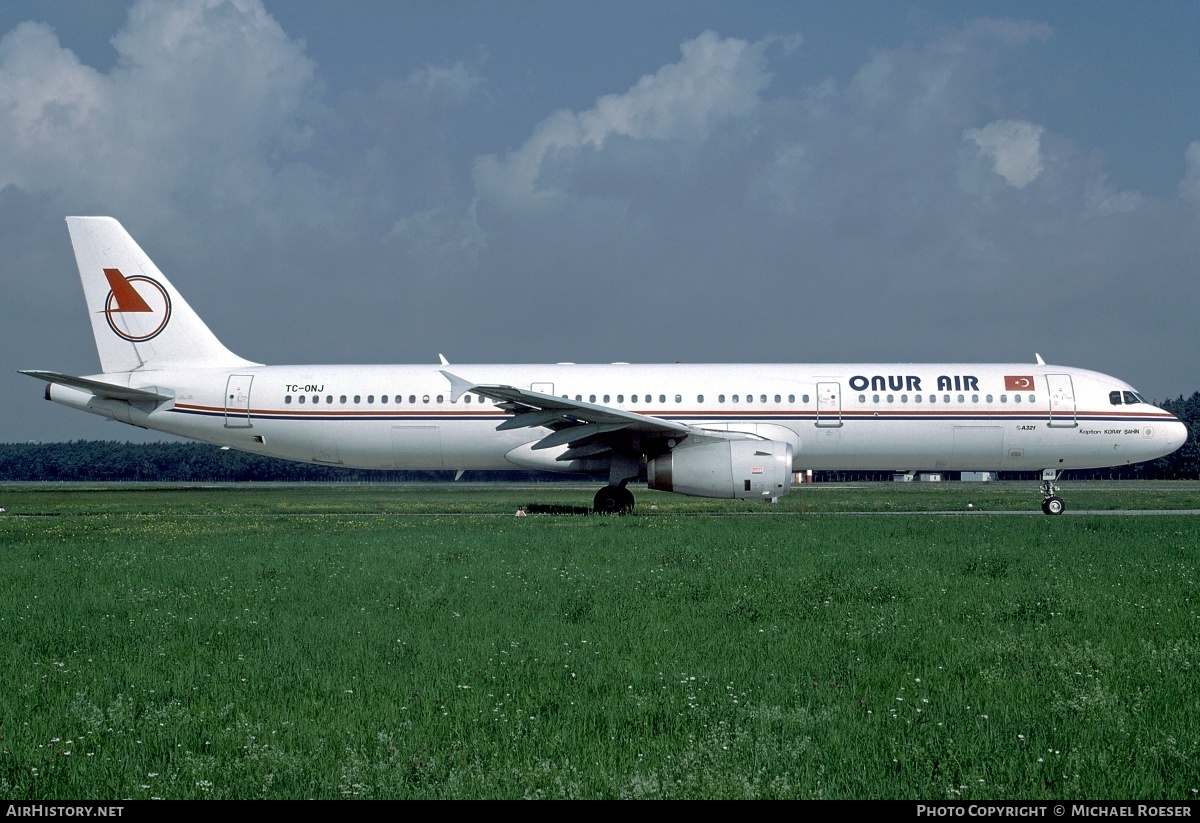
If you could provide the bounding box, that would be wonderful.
[0,0,319,226]
[964,120,1044,189]
[408,61,485,102]
[0,22,107,186]
[1084,175,1144,217]
[472,31,772,206]
[1181,141,1200,209]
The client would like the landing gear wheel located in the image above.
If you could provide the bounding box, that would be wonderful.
[593,485,634,514]
[1039,471,1065,516]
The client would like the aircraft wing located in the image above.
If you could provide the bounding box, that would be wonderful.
[19,370,175,403]
[441,370,693,459]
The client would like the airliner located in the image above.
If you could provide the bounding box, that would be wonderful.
[21,217,1188,514]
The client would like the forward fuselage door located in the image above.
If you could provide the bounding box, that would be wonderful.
[816,381,843,428]
[224,374,253,428]
[1046,373,1077,428]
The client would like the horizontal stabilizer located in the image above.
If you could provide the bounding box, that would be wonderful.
[19,370,174,402]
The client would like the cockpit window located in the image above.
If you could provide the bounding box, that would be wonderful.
[1111,390,1146,406]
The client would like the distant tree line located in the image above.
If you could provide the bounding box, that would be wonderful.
[3,392,1197,482]
[0,441,558,483]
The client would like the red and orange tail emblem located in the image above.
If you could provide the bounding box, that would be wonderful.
[102,268,153,312]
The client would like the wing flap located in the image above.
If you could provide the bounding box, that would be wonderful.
[530,422,629,450]
[440,370,691,435]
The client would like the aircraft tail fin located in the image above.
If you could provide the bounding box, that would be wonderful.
[66,216,258,374]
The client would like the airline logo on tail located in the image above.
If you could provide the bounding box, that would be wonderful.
[101,268,172,342]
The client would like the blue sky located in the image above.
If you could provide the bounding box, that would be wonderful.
[2,0,1198,442]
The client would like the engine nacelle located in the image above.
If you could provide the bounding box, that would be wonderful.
[647,439,793,500]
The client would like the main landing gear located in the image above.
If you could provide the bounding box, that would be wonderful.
[1040,469,1065,516]
[593,484,635,514]
[594,455,640,514]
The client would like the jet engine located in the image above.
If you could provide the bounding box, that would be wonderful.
[647,438,793,500]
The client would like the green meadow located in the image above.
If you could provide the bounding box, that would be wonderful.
[0,483,1198,799]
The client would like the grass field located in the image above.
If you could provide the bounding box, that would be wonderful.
[0,482,1198,799]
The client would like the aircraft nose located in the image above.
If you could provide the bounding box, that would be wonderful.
[1166,419,1189,452]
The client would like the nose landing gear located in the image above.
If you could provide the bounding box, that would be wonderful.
[1040,469,1065,515]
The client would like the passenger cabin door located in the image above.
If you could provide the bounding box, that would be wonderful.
[224,374,253,428]
[1046,373,1077,428]
[815,382,843,428]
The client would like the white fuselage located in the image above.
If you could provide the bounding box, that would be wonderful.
[49,361,1188,475]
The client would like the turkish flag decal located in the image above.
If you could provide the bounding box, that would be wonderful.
[1005,375,1035,391]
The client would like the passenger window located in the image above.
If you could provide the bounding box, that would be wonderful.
[298,395,306,404]
[353,395,361,404]
[760,395,767,403]
[718,395,725,403]
[914,394,922,403]
[1014,394,1021,403]
[589,395,596,403]
[802,394,810,403]
[788,394,795,403]
[464,395,471,403]
[929,394,936,404]
[618,395,624,403]
[697,395,704,403]
[284,395,292,404]
[409,395,416,404]
[326,395,333,404]
[999,395,1006,403]
[645,395,651,403]
[659,395,666,403]
[775,394,781,403]
[339,395,346,404]
[437,395,444,403]
[872,394,880,403]
[972,395,979,403]
[858,394,866,403]
[732,395,740,403]
[675,395,682,403]
[603,395,610,403]
[423,395,430,403]
[985,395,992,403]
[958,395,965,403]
[367,395,374,404]
[379,395,387,404]
[901,395,908,403]
[312,395,319,404]
[887,395,894,403]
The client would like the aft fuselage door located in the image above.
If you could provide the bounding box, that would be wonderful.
[1046,373,1077,428]
[816,381,843,428]
[224,374,254,428]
